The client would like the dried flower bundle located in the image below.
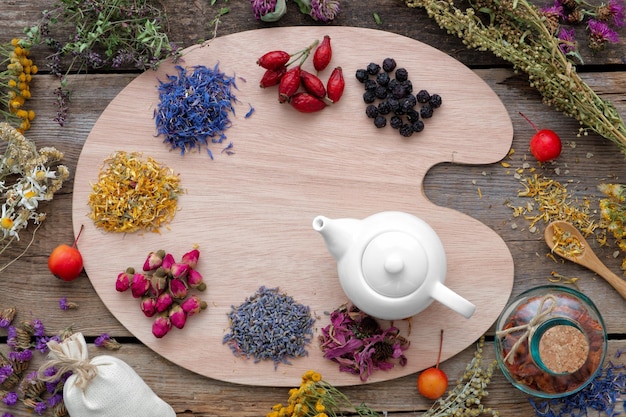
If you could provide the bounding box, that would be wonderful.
[404,0,626,155]
[267,370,380,417]
[0,123,69,270]
[423,336,499,417]
[0,38,37,132]
[25,0,181,125]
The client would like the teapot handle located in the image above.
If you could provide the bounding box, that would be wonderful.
[431,282,476,318]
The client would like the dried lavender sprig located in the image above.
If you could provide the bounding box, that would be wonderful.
[404,0,626,156]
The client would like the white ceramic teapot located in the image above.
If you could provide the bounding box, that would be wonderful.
[312,211,476,320]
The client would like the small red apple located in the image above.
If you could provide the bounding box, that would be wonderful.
[48,225,84,281]
[520,112,562,162]
[417,329,449,400]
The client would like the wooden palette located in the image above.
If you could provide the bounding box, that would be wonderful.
[72,27,515,387]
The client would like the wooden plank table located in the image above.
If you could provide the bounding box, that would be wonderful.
[1,0,626,415]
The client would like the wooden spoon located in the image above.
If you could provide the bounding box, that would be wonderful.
[544,220,626,300]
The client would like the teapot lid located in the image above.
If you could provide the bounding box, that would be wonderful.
[361,231,429,297]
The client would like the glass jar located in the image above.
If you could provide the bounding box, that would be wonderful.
[494,285,607,398]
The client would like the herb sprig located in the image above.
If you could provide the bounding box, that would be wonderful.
[25,0,181,125]
[404,0,626,156]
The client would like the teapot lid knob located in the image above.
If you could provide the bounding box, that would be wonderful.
[361,231,429,298]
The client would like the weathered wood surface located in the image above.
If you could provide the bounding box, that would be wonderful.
[1,0,626,415]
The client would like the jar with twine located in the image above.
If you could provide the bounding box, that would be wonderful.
[38,332,175,417]
[494,285,607,398]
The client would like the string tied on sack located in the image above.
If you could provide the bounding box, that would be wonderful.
[38,333,98,389]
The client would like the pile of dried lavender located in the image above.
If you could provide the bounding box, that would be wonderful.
[223,286,315,367]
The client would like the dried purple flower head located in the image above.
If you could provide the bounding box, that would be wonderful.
[597,0,626,27]
[319,305,409,381]
[0,307,16,328]
[0,364,14,384]
[94,333,121,350]
[558,26,577,51]
[59,297,78,310]
[2,391,18,406]
[587,19,620,51]
[310,0,341,22]
[250,0,278,19]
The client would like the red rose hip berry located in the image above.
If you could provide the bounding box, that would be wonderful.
[313,35,332,72]
[326,66,345,103]
[278,66,302,103]
[289,92,327,113]
[48,225,85,282]
[300,70,326,98]
[257,50,291,70]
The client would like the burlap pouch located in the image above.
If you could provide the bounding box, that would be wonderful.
[40,332,175,417]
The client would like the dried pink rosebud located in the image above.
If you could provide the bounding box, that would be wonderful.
[140,296,158,317]
[170,262,190,280]
[130,273,150,298]
[181,295,208,317]
[168,303,187,329]
[186,269,206,290]
[169,278,188,299]
[156,292,174,313]
[115,267,134,292]
[143,249,165,271]
[150,273,167,297]
[152,315,172,338]
[161,253,175,271]
[181,248,200,268]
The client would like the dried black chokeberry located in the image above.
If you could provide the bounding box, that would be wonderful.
[390,115,403,129]
[395,67,409,82]
[366,62,381,75]
[377,100,392,115]
[375,85,388,99]
[401,80,413,94]
[406,108,420,123]
[416,89,431,103]
[429,93,442,108]
[365,104,379,118]
[363,90,377,104]
[376,72,390,87]
[382,57,397,73]
[420,104,434,118]
[400,95,417,113]
[374,115,387,128]
[399,124,414,137]
[392,83,408,99]
[412,120,425,132]
[364,79,377,92]
[355,68,369,83]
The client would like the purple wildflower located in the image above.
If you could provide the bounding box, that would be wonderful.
[9,349,33,362]
[0,364,13,384]
[558,26,578,54]
[47,393,63,407]
[310,0,341,22]
[6,325,17,350]
[33,400,47,414]
[250,0,278,20]
[0,307,16,328]
[540,0,564,19]
[600,0,626,27]
[2,391,18,406]
[94,333,111,347]
[31,319,45,337]
[588,19,620,50]
[3,413,15,417]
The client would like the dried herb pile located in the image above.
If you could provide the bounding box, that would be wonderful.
[155,64,238,158]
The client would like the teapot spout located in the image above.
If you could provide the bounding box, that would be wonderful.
[312,215,360,261]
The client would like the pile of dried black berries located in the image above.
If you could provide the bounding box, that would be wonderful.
[356,58,442,137]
